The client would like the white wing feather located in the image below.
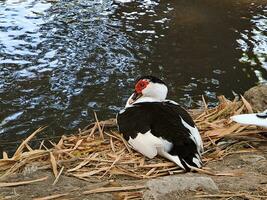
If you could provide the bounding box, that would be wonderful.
[128,131,160,159]
[180,118,204,153]
[128,131,195,170]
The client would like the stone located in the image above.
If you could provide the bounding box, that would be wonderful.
[143,175,219,200]
[22,164,39,176]
[240,155,265,163]
[244,85,267,112]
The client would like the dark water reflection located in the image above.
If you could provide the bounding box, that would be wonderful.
[0,0,266,154]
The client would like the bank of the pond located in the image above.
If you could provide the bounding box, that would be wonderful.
[0,94,266,199]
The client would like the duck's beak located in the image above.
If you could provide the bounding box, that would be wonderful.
[129,92,142,104]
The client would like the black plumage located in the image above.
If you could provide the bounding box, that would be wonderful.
[135,75,166,85]
[117,101,201,171]
[256,112,267,118]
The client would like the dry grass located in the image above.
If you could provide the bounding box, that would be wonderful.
[0,95,266,183]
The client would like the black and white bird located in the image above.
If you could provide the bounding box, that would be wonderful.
[117,76,203,171]
[231,109,267,128]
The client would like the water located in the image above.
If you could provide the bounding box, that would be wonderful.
[0,0,266,154]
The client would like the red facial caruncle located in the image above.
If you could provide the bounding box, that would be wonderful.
[135,79,149,94]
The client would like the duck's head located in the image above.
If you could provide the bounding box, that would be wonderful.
[126,76,168,106]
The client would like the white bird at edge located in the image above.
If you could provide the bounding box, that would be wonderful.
[116,76,203,171]
[231,109,267,128]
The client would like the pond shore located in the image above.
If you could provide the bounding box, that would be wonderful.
[0,90,267,199]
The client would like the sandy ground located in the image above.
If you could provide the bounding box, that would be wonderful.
[0,142,266,200]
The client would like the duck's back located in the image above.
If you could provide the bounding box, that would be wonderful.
[117,101,203,170]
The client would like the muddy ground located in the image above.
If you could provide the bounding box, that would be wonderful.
[0,142,266,200]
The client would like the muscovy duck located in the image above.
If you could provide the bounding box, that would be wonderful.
[117,76,203,171]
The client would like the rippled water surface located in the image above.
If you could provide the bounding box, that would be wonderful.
[0,0,267,154]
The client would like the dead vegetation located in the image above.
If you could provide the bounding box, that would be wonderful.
[0,95,266,198]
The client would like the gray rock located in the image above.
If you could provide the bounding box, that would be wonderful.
[244,85,267,112]
[22,164,39,176]
[241,155,266,163]
[143,176,219,200]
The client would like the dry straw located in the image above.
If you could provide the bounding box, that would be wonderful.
[0,96,266,182]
